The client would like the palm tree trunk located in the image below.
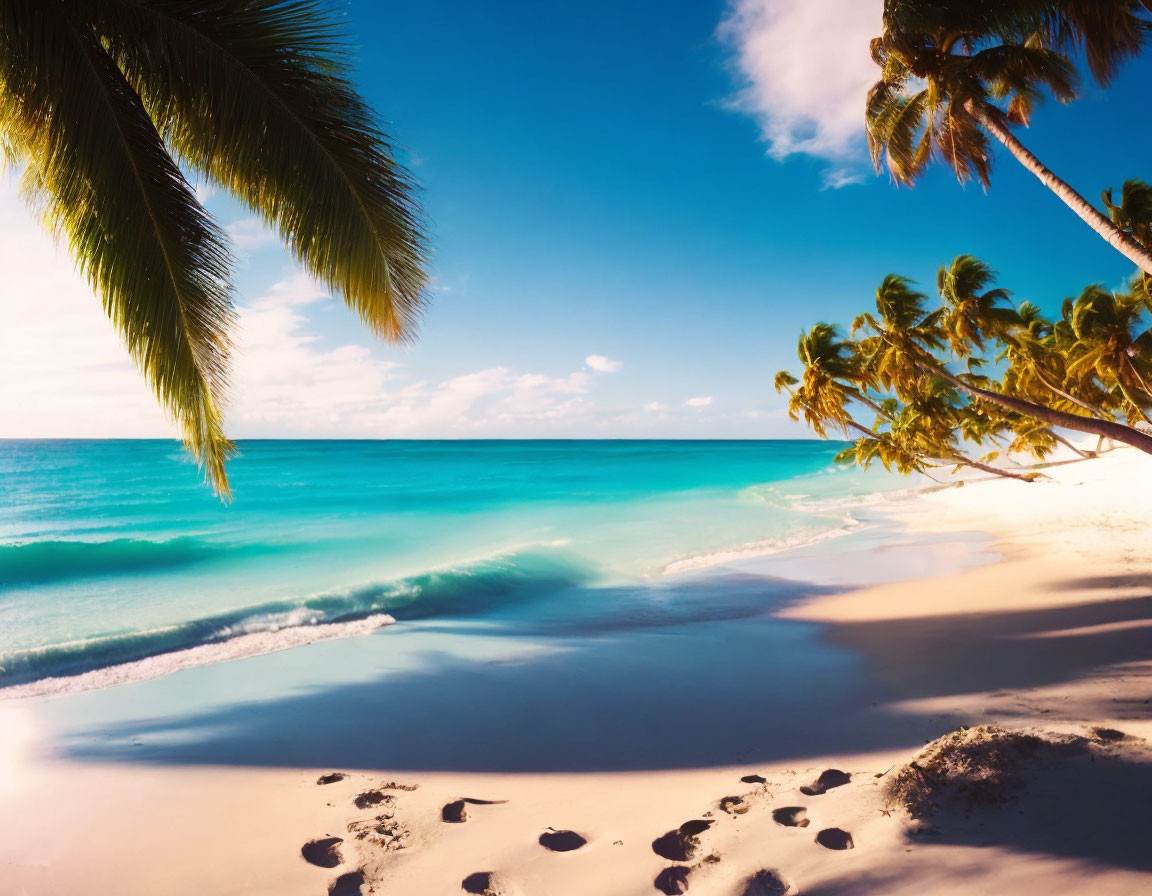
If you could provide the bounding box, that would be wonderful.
[1030,365,1111,420]
[842,415,1034,482]
[947,453,1037,482]
[966,101,1152,277]
[916,353,1152,455]
[1051,433,1095,458]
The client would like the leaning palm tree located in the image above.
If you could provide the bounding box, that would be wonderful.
[776,325,1037,480]
[1000,300,1113,420]
[868,0,1152,275]
[855,272,1152,453]
[1064,285,1152,423]
[774,323,882,437]
[0,1,429,498]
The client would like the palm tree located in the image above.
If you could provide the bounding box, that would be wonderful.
[868,0,1152,275]
[936,255,1019,355]
[856,273,1152,454]
[1000,300,1113,420]
[0,1,430,498]
[892,376,1040,480]
[776,324,1039,480]
[1064,285,1152,423]
[1104,179,1152,307]
[774,324,877,439]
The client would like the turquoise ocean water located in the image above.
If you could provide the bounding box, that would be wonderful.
[0,440,907,690]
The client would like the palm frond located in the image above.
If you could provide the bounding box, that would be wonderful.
[0,0,236,495]
[93,0,430,342]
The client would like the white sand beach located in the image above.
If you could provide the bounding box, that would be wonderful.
[2,446,1150,896]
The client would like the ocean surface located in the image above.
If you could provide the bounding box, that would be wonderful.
[0,439,914,694]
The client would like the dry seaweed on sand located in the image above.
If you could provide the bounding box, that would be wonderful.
[883,725,1086,818]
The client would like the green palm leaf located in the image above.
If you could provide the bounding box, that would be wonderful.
[0,1,431,497]
[92,0,429,342]
[0,0,236,494]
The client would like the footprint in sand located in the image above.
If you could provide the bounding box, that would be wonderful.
[301,837,344,868]
[538,829,587,852]
[815,827,854,850]
[654,865,691,894]
[1091,726,1128,743]
[327,870,365,896]
[719,795,751,815]
[772,807,810,828]
[740,869,795,895]
[461,870,518,894]
[347,814,411,851]
[353,789,393,810]
[652,819,714,861]
[444,796,510,823]
[799,769,851,796]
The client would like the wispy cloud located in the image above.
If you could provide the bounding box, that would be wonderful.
[0,175,631,439]
[193,180,217,205]
[718,0,882,184]
[585,354,623,373]
[0,181,172,437]
[0,175,792,441]
[226,216,277,251]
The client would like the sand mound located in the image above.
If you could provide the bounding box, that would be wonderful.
[883,725,1087,818]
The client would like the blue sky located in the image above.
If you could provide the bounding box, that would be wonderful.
[1,0,1149,438]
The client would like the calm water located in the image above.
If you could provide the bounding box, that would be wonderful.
[0,440,904,687]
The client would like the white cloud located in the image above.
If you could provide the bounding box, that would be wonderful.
[719,0,882,180]
[227,277,403,431]
[686,396,714,408]
[822,167,867,190]
[226,216,277,251]
[0,180,173,438]
[193,181,217,204]
[0,169,622,440]
[0,177,798,441]
[585,354,623,373]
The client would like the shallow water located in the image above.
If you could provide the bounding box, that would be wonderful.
[0,439,918,689]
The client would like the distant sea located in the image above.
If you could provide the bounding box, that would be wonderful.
[0,440,909,692]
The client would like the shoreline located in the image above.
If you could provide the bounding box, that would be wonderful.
[2,447,1150,894]
[0,475,976,702]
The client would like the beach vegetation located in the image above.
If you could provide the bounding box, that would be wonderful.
[776,254,1152,479]
[0,1,429,497]
[868,0,1152,273]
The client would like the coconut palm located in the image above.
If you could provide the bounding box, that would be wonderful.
[0,1,430,498]
[868,0,1152,275]
[852,274,946,393]
[1064,285,1152,423]
[894,377,1040,479]
[774,324,877,439]
[777,324,1039,480]
[1104,179,1152,307]
[855,273,1152,453]
[1000,300,1113,420]
[936,255,1019,355]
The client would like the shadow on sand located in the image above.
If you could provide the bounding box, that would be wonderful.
[43,569,1152,872]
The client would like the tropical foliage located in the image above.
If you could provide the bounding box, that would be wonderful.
[0,0,430,497]
[776,249,1152,482]
[780,2,1152,482]
[867,0,1152,273]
